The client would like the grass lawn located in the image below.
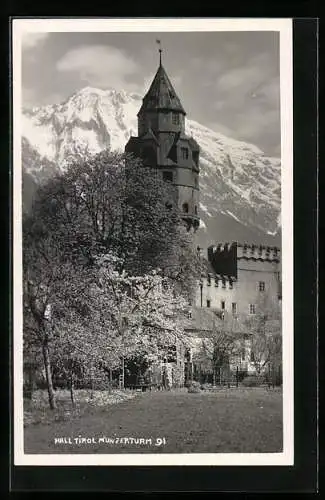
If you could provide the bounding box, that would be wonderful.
[24,387,283,454]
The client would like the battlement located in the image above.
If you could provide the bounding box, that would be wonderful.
[205,273,237,290]
[208,243,237,278]
[207,242,237,278]
[206,241,281,277]
[237,243,280,262]
[208,242,237,256]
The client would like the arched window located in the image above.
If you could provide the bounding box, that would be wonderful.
[194,205,198,215]
[182,202,189,213]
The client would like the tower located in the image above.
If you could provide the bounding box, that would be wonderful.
[125,47,200,231]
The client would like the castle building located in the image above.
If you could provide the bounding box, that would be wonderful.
[196,242,282,318]
[125,51,200,231]
[123,49,281,387]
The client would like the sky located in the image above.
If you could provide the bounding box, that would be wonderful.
[22,31,280,157]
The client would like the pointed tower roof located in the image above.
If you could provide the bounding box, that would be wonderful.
[138,63,186,116]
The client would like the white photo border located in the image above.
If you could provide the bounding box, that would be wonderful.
[12,17,294,466]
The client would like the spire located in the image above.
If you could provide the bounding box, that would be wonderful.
[156,39,162,66]
[138,45,186,116]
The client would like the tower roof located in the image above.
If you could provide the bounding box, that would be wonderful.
[138,64,186,116]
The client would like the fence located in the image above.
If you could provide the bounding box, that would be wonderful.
[192,364,282,388]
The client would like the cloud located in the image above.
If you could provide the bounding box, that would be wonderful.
[22,86,37,108]
[208,121,236,138]
[22,86,65,109]
[223,106,280,156]
[142,73,154,94]
[215,52,276,95]
[56,45,139,90]
[217,66,262,93]
[170,74,182,89]
[206,51,280,155]
[22,32,49,50]
[190,57,223,76]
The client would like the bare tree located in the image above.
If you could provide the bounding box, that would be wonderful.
[194,316,243,385]
[245,292,282,376]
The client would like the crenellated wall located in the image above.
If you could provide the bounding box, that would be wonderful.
[237,243,280,262]
[196,242,281,317]
[208,242,238,278]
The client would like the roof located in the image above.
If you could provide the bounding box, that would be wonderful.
[138,64,186,115]
[140,127,160,144]
[183,307,249,337]
[188,137,200,151]
[183,307,216,332]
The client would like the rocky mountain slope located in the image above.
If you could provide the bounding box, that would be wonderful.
[21,86,281,248]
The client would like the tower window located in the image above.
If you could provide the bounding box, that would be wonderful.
[259,281,265,291]
[181,147,189,160]
[232,302,237,315]
[194,205,198,215]
[172,113,180,125]
[182,202,189,213]
[193,151,199,166]
[206,299,211,308]
[163,171,173,183]
[221,300,225,310]
[249,304,256,315]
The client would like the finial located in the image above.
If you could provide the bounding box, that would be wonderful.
[156,39,162,66]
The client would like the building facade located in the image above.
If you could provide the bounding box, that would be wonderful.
[196,242,282,318]
[125,54,200,231]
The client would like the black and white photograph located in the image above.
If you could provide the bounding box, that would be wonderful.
[12,18,294,466]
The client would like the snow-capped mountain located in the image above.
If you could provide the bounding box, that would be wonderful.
[21,86,281,248]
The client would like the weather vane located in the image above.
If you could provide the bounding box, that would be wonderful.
[156,39,162,65]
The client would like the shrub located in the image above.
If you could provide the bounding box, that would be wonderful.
[75,377,109,391]
[187,381,201,393]
[35,378,49,390]
[242,374,265,387]
[23,383,33,399]
[200,383,213,391]
[231,370,248,382]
